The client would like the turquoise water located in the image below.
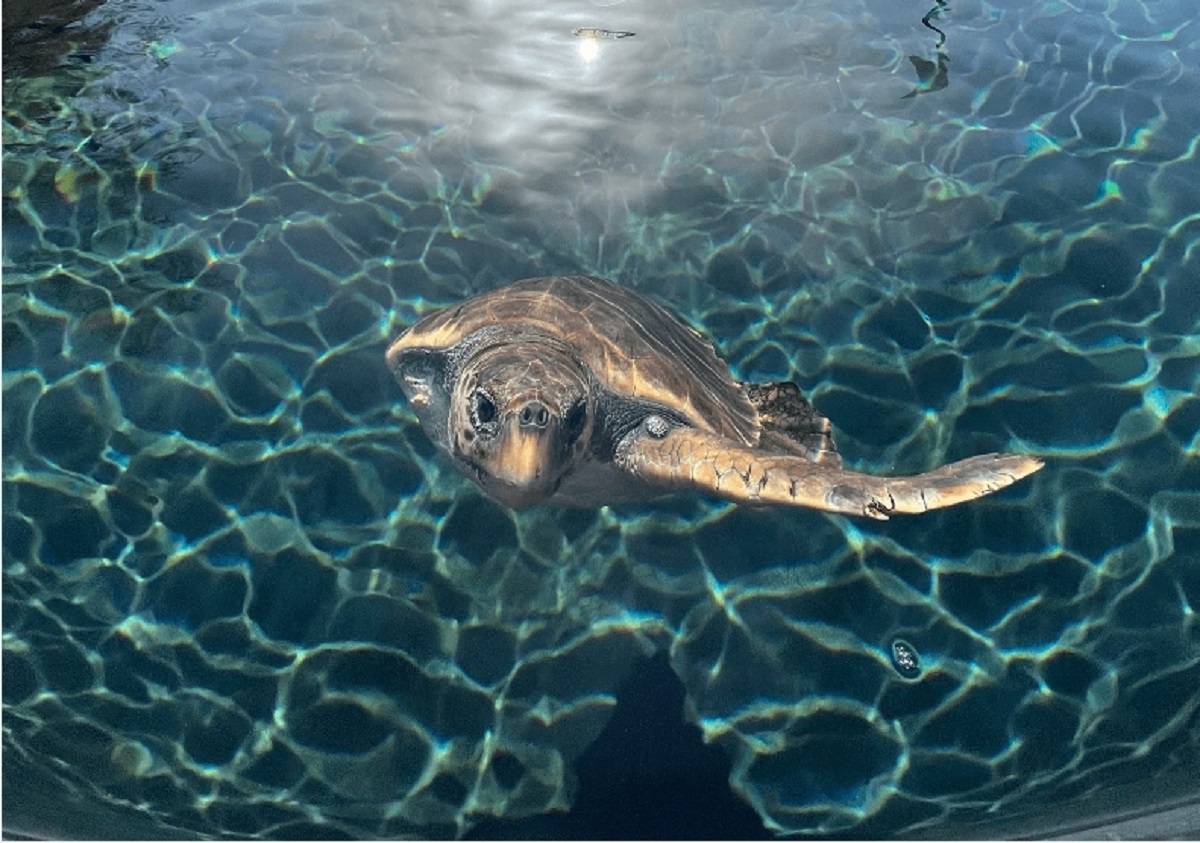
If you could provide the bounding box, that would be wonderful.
[3,0,1198,838]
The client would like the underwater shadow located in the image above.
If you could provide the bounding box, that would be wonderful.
[466,651,769,840]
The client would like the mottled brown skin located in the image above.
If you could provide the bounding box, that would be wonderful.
[387,275,1044,518]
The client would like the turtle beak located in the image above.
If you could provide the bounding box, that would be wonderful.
[489,400,562,498]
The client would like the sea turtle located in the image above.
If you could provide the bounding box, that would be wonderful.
[386,275,1043,519]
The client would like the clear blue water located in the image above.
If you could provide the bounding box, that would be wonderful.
[3,0,1198,838]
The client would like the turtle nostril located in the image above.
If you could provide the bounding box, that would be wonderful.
[519,401,550,429]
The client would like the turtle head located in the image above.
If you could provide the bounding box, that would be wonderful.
[451,341,592,507]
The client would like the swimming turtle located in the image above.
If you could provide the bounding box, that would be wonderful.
[386,275,1043,518]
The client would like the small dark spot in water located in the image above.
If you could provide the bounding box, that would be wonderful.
[891,639,922,680]
[490,751,525,790]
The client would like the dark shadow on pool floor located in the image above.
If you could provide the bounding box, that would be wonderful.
[465,650,769,840]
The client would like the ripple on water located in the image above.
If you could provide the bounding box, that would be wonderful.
[3,0,1199,837]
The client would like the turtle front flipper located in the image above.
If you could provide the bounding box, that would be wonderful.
[616,424,1043,519]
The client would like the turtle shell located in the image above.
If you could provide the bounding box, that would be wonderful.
[388,275,760,445]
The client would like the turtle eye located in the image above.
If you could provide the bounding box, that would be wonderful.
[470,389,498,435]
[563,398,587,443]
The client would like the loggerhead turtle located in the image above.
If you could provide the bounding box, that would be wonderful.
[386,275,1042,519]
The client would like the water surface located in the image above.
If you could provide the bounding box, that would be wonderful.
[3,0,1199,838]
